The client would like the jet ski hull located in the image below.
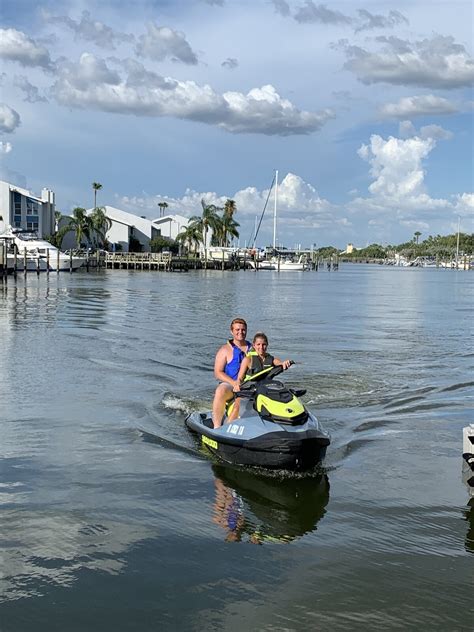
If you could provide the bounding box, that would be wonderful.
[185,412,330,471]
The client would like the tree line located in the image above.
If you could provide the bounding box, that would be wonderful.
[342,232,474,260]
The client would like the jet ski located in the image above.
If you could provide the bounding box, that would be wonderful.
[185,363,330,471]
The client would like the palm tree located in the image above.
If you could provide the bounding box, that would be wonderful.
[414,231,422,244]
[63,207,93,248]
[92,182,102,210]
[176,223,202,255]
[189,199,223,263]
[220,214,240,246]
[90,207,112,248]
[221,199,239,246]
[158,201,169,217]
[224,199,237,220]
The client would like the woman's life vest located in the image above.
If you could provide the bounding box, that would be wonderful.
[245,349,274,376]
[224,340,251,380]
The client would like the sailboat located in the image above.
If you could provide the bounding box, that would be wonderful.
[269,171,308,271]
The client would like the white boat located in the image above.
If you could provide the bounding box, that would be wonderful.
[1,227,85,271]
[271,255,309,271]
[0,232,47,271]
[247,259,276,270]
[206,246,239,261]
[7,252,48,272]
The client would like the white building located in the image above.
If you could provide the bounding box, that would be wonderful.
[79,206,190,252]
[0,180,56,237]
[152,214,190,241]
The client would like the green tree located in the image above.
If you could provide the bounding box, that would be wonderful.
[90,207,112,248]
[189,199,223,262]
[150,235,177,253]
[158,201,169,217]
[62,207,93,248]
[219,199,239,246]
[176,223,202,255]
[414,231,422,244]
[92,182,102,210]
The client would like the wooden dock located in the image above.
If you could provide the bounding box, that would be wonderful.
[104,252,241,271]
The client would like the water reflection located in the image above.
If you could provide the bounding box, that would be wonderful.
[211,464,330,544]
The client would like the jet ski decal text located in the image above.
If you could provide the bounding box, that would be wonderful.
[226,424,245,436]
[202,436,218,449]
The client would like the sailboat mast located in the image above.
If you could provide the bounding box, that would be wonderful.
[273,170,278,249]
[456,216,460,266]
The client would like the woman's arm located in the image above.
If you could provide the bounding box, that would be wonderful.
[237,356,250,384]
[273,356,292,369]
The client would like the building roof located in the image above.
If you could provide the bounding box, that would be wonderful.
[151,214,189,226]
[89,205,154,233]
[0,179,43,203]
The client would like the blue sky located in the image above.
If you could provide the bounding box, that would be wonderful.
[1,0,472,247]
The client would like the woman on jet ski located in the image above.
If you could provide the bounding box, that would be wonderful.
[228,333,292,421]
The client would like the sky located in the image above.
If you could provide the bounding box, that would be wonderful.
[0,0,473,248]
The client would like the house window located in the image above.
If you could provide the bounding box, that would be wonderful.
[26,199,39,215]
[14,215,22,227]
[13,191,22,216]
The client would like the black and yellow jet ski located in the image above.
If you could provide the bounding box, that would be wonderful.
[185,364,330,471]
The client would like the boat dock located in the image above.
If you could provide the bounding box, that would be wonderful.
[1,242,341,278]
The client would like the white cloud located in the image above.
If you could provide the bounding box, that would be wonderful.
[0,104,21,133]
[341,34,474,89]
[221,85,335,134]
[418,124,452,140]
[380,94,458,118]
[117,173,335,229]
[135,23,198,65]
[0,28,53,70]
[0,141,12,153]
[453,193,474,217]
[51,55,334,135]
[43,10,134,50]
[351,132,449,214]
[53,53,121,93]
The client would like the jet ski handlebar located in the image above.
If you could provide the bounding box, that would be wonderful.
[236,361,295,396]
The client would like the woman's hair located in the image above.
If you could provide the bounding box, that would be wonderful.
[252,332,268,345]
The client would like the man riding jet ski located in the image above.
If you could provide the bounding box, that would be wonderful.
[185,363,330,471]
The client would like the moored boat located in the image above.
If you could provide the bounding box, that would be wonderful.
[1,226,85,271]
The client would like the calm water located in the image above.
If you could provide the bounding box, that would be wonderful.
[0,265,472,631]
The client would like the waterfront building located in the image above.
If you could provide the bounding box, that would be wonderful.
[152,214,189,241]
[76,206,190,252]
[0,180,55,237]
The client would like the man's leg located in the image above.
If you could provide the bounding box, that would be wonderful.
[212,383,233,428]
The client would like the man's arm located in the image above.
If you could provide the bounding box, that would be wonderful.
[214,345,237,387]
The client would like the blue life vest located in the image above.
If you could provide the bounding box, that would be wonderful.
[224,340,251,380]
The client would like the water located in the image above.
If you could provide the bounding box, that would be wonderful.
[0,266,472,631]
